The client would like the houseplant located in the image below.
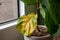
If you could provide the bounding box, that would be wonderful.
[16,12,52,40]
[16,0,60,40]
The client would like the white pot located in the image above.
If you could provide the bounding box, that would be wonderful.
[24,25,53,40]
[24,34,53,40]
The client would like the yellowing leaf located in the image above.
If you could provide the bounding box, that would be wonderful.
[16,12,37,36]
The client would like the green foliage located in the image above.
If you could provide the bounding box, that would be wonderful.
[40,0,60,35]
[40,0,58,25]
[21,0,36,5]
[20,0,60,35]
[55,0,60,24]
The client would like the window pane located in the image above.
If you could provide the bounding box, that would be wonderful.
[0,0,18,23]
[20,1,25,16]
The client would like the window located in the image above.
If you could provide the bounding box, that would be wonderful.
[20,1,25,16]
[0,0,25,30]
[0,0,19,23]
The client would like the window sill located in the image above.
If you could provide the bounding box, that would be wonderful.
[0,20,18,30]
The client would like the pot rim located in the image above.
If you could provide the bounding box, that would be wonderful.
[24,34,51,38]
[38,25,47,28]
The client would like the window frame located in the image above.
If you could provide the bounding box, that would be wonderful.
[0,0,25,30]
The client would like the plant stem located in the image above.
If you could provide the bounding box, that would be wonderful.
[36,0,40,25]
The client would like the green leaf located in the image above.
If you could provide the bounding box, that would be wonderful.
[16,12,37,36]
[44,8,59,35]
[21,0,36,5]
[40,0,59,35]
[40,0,58,25]
[40,4,45,19]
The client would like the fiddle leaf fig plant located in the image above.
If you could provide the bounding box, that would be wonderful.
[16,12,37,36]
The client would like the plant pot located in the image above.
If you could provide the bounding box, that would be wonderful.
[24,25,53,40]
[24,34,53,40]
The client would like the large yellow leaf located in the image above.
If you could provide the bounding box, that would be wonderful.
[16,12,37,36]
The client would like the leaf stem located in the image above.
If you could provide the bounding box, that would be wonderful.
[36,0,40,25]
